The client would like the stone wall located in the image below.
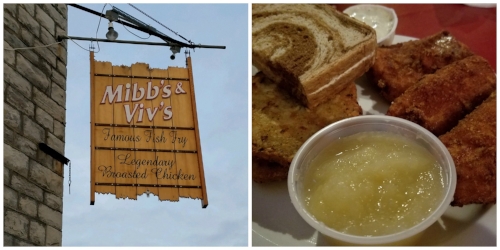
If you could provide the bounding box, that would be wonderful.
[4,4,68,246]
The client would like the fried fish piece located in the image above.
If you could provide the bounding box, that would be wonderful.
[252,72,361,182]
[370,31,473,102]
[439,92,496,206]
[252,157,289,183]
[386,55,496,136]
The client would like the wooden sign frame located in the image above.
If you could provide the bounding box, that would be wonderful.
[89,51,208,208]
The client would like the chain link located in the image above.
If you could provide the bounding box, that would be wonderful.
[68,161,71,194]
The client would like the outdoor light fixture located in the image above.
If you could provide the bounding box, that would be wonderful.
[170,46,180,60]
[106,22,119,41]
[59,4,226,52]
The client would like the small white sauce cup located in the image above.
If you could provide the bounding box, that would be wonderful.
[343,5,398,46]
[288,115,457,246]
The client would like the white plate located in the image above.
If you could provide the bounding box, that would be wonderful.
[464,3,496,8]
[251,35,497,246]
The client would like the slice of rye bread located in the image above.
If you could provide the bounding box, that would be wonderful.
[252,4,377,109]
[439,91,496,206]
[369,31,474,102]
[252,72,362,182]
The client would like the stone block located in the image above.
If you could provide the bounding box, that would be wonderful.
[20,26,35,47]
[56,59,67,78]
[11,174,44,202]
[4,128,15,152]
[43,5,66,31]
[4,186,18,209]
[4,166,11,185]
[36,6,55,35]
[53,121,65,141]
[18,6,39,37]
[38,29,58,69]
[4,28,27,49]
[29,220,46,245]
[4,11,20,33]
[56,4,67,17]
[35,106,54,132]
[22,116,45,143]
[13,136,38,159]
[4,102,21,131]
[33,87,66,123]
[45,226,61,246]
[53,32,67,65]
[55,26,67,51]
[51,69,66,91]
[20,4,35,17]
[29,160,63,197]
[16,53,50,91]
[44,192,63,212]
[4,4,17,17]
[51,83,65,107]
[4,30,38,72]
[52,161,63,177]
[4,232,14,246]
[5,86,35,117]
[4,42,15,66]
[38,204,62,230]
[40,25,56,45]
[4,210,29,240]
[16,240,34,246]
[19,195,37,217]
[4,143,29,177]
[4,63,32,98]
[34,51,53,77]
[36,148,54,172]
[47,132,64,155]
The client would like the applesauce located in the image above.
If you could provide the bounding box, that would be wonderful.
[302,131,445,237]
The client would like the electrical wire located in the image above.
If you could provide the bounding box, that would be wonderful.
[120,20,151,39]
[4,41,62,51]
[128,3,194,45]
[68,37,94,52]
[4,38,94,53]
[93,3,108,53]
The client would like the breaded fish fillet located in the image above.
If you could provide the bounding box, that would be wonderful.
[252,72,361,182]
[252,158,289,183]
[439,92,496,206]
[370,31,473,102]
[387,55,496,136]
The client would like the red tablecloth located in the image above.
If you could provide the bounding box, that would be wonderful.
[335,4,496,71]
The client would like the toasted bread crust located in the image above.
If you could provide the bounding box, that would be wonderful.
[252,72,361,182]
[252,4,376,108]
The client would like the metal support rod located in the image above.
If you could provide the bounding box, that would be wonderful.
[57,35,226,49]
[68,4,188,45]
[68,4,221,48]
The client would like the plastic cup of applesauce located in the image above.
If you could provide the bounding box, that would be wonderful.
[288,115,456,246]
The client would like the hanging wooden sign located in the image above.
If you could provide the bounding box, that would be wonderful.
[89,51,208,208]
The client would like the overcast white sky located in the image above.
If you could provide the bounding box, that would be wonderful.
[63,3,248,246]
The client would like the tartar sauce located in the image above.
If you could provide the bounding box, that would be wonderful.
[345,6,395,42]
